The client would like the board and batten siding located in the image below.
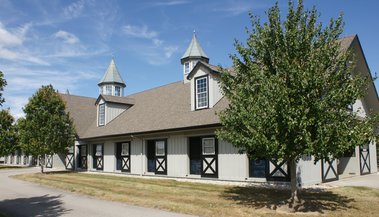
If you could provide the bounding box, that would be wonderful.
[369,140,378,173]
[167,135,188,177]
[130,138,144,175]
[106,103,129,125]
[103,141,115,172]
[297,156,322,186]
[218,140,248,181]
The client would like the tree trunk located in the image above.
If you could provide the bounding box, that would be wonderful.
[39,156,45,173]
[289,159,301,208]
[40,164,44,173]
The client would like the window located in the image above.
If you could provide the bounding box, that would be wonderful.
[115,86,121,96]
[195,76,208,109]
[155,141,165,156]
[98,104,105,126]
[249,159,268,178]
[121,143,129,156]
[202,138,215,155]
[95,144,103,156]
[105,85,112,95]
[184,62,190,74]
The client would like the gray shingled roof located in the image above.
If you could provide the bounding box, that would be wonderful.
[63,36,361,140]
[181,34,208,60]
[98,58,126,87]
[59,94,97,137]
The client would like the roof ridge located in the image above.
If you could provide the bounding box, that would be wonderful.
[60,93,96,100]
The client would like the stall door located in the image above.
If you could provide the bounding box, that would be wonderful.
[116,142,131,172]
[65,146,74,170]
[147,140,167,175]
[322,159,338,182]
[189,136,218,178]
[93,144,103,170]
[360,144,371,175]
[45,154,53,168]
[79,145,87,169]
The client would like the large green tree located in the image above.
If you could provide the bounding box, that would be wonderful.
[0,109,18,157]
[0,71,6,106]
[18,85,75,173]
[217,0,377,206]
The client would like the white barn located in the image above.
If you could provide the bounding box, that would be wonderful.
[4,34,378,186]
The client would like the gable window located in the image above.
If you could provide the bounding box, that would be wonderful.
[184,62,190,74]
[98,104,105,126]
[115,86,121,96]
[195,76,208,109]
[105,85,112,95]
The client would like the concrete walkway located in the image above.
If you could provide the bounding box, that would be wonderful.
[0,168,195,217]
[326,172,379,189]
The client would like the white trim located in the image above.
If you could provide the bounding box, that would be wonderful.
[195,76,208,109]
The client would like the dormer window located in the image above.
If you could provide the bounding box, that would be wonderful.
[185,62,190,74]
[105,85,112,95]
[115,86,121,96]
[98,104,105,126]
[195,76,208,109]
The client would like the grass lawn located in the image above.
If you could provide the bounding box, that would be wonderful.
[13,172,379,217]
[0,165,26,170]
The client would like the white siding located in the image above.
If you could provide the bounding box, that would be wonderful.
[369,140,378,173]
[52,153,66,169]
[297,156,322,186]
[131,138,144,175]
[103,142,115,172]
[106,103,129,125]
[218,140,247,181]
[167,135,188,177]
[338,146,360,178]
[353,98,367,118]
[212,76,223,106]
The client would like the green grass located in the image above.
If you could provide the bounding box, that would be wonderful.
[0,164,26,170]
[13,172,379,217]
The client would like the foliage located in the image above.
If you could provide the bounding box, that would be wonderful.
[216,0,377,203]
[0,109,18,156]
[217,0,375,164]
[0,71,6,106]
[18,85,75,172]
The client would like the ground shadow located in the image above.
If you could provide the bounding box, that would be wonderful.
[43,170,76,175]
[222,186,355,213]
[0,194,71,217]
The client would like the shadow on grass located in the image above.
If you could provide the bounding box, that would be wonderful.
[43,170,76,175]
[0,194,70,217]
[223,186,355,213]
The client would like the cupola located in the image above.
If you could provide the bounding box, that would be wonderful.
[98,58,126,97]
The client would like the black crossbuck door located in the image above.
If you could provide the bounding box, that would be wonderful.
[266,160,290,181]
[201,137,218,178]
[65,146,74,170]
[189,136,218,178]
[147,140,167,175]
[360,143,371,175]
[23,155,28,165]
[93,144,104,170]
[116,142,131,172]
[79,145,87,169]
[46,154,53,168]
[322,158,338,182]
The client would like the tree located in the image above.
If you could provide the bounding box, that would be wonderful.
[0,71,6,106]
[217,0,377,207]
[18,85,75,173]
[0,109,18,157]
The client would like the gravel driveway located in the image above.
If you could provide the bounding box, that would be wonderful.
[0,167,195,217]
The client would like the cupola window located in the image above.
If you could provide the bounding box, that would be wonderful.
[105,85,112,95]
[115,86,121,96]
[184,62,190,74]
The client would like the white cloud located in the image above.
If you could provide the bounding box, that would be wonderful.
[122,25,158,39]
[121,24,179,65]
[54,30,79,44]
[212,1,267,16]
[63,0,85,19]
[151,0,190,6]
[164,46,178,58]
[0,22,28,46]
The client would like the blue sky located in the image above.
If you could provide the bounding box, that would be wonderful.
[0,0,378,118]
